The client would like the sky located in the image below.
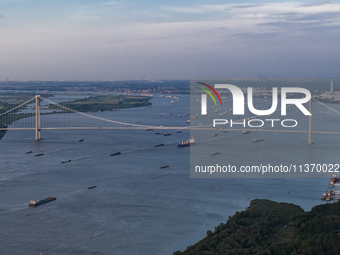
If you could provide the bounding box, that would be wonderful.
[0,0,340,80]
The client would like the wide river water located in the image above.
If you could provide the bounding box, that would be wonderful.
[0,93,336,254]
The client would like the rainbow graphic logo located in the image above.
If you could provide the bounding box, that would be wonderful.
[197,82,222,106]
[197,82,222,115]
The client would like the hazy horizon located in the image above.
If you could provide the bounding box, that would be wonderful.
[1,1,339,80]
[1,78,340,83]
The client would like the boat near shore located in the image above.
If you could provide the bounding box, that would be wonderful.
[29,197,56,207]
[243,130,250,134]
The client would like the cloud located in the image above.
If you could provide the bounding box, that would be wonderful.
[1,1,340,80]
[103,1,120,5]
[108,39,127,44]
[231,3,266,9]
[109,36,174,44]
[73,15,101,20]
[157,2,340,40]
[232,32,282,39]
[102,1,125,8]
[164,2,340,16]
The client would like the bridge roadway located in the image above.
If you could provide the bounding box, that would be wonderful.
[1,127,340,134]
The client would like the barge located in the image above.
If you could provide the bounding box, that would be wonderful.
[29,197,56,207]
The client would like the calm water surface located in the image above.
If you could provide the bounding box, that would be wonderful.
[0,94,333,254]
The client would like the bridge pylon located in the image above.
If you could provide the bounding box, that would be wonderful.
[307,98,312,145]
[35,95,41,140]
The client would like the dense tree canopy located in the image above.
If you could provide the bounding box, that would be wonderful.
[174,199,340,255]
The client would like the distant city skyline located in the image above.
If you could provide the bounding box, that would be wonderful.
[1,0,339,80]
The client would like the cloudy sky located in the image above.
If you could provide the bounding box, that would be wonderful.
[0,0,339,80]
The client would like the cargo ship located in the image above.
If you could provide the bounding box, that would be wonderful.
[110,152,121,156]
[26,151,32,154]
[160,165,169,169]
[79,139,84,142]
[163,133,171,136]
[29,197,56,207]
[155,143,164,147]
[253,138,265,142]
[35,153,44,157]
[178,138,196,147]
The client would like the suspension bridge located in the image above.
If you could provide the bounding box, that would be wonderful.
[0,95,340,142]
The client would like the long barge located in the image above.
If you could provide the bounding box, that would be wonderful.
[29,197,56,207]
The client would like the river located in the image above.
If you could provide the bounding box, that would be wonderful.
[0,93,334,254]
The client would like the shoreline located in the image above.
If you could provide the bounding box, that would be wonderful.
[0,94,152,141]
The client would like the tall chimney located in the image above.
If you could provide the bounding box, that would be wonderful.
[331,80,333,93]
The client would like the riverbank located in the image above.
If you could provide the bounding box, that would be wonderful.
[0,94,152,141]
[48,95,152,112]
[0,93,41,140]
[174,199,340,255]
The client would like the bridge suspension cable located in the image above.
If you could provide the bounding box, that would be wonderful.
[0,97,35,117]
[312,97,340,116]
[1,95,340,141]
[40,96,157,128]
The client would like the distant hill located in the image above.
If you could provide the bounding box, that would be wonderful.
[174,199,340,255]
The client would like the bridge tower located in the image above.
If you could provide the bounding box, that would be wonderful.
[308,98,312,145]
[35,95,41,140]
